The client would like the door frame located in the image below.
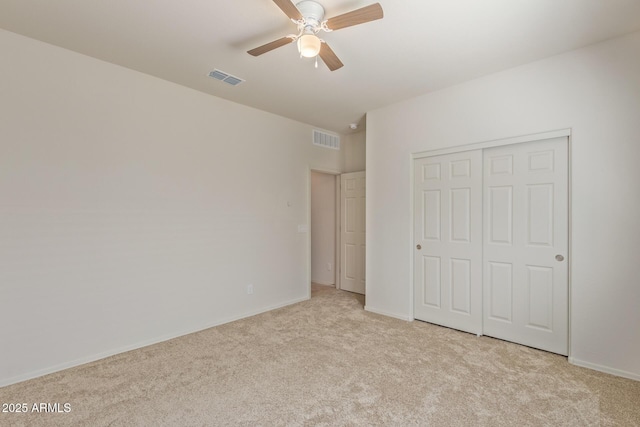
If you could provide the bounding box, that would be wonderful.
[307,167,341,299]
[409,128,572,353]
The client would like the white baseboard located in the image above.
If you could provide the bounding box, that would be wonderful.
[364,305,413,321]
[569,357,640,382]
[0,296,309,388]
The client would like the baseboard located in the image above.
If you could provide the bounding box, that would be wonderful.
[0,295,309,388]
[364,305,413,321]
[568,357,640,381]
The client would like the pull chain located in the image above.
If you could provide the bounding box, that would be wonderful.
[315,56,318,69]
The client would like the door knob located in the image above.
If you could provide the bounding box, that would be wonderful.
[416,244,422,250]
[555,254,564,262]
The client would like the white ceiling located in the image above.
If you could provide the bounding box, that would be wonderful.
[1,0,639,134]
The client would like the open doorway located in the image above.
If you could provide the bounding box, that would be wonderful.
[310,171,337,297]
[310,170,366,308]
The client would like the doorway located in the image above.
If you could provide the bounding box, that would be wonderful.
[309,169,366,307]
[310,171,338,291]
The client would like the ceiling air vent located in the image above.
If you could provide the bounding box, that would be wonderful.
[313,129,340,150]
[208,69,245,86]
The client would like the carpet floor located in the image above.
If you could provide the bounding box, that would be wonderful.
[1,284,638,426]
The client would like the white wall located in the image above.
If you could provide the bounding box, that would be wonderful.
[341,131,366,173]
[366,32,640,380]
[310,172,336,285]
[0,29,342,386]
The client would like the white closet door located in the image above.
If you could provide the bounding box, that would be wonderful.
[483,137,568,355]
[413,150,483,334]
[340,171,366,294]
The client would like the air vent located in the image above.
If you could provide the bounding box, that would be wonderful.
[208,69,245,86]
[312,129,340,150]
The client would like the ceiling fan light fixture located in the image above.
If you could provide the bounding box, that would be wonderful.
[248,1,383,71]
[297,34,321,58]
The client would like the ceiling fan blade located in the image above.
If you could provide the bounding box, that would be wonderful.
[325,3,383,31]
[272,0,303,21]
[248,37,295,56]
[319,43,344,71]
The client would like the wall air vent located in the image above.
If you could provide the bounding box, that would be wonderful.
[208,69,245,86]
[312,129,340,150]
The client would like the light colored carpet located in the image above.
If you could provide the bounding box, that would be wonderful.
[1,284,639,426]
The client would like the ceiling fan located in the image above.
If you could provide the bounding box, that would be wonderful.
[248,0,384,71]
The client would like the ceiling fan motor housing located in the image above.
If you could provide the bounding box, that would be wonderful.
[296,0,325,29]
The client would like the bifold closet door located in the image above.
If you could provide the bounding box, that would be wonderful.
[413,150,483,335]
[483,137,568,355]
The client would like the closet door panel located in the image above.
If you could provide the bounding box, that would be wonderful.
[413,150,483,334]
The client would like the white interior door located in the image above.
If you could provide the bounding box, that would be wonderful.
[413,151,483,334]
[483,137,568,355]
[340,171,365,294]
